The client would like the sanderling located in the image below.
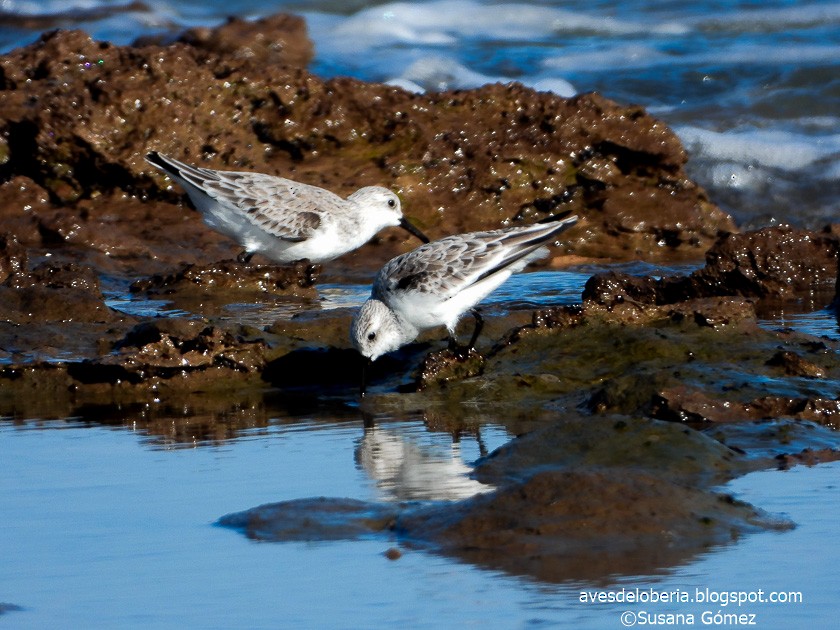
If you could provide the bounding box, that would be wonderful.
[351,214,578,369]
[145,152,429,264]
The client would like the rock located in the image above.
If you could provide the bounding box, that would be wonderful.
[217,498,398,541]
[173,14,313,69]
[583,226,839,306]
[0,21,733,276]
[0,176,49,245]
[700,226,838,297]
[395,469,789,582]
[131,259,319,298]
[67,319,269,385]
[765,350,826,378]
[416,347,485,390]
[0,262,116,324]
[0,233,27,283]
[472,416,747,487]
[652,386,840,428]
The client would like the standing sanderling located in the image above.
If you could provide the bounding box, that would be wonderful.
[145,152,429,264]
[351,214,578,370]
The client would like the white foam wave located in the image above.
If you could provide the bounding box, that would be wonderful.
[385,55,575,96]
[691,3,840,31]
[544,42,840,73]
[318,0,687,55]
[677,125,840,176]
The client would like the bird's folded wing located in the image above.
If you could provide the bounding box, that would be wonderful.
[183,167,333,242]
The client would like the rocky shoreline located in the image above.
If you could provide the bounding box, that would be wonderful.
[1,14,839,583]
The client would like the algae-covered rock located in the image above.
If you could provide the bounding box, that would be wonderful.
[0,17,733,278]
[395,468,790,582]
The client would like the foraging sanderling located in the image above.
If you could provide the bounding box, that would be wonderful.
[351,215,578,365]
[145,152,429,264]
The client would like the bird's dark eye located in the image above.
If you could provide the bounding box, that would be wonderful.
[387,198,396,208]
[367,331,377,341]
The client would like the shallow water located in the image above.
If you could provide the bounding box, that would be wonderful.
[1,417,837,628]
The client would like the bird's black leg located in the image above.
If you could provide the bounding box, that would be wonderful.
[466,308,484,350]
[447,333,460,352]
[237,250,254,264]
[447,309,484,359]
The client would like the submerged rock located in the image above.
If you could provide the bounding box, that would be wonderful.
[395,468,789,582]
[218,462,791,583]
[472,416,748,487]
[218,498,398,542]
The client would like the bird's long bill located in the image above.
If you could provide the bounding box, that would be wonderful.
[359,357,372,397]
[399,217,430,244]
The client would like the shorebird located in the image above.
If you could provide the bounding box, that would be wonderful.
[351,215,578,386]
[145,152,429,263]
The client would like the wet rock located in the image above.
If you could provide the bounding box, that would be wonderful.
[583,226,839,307]
[68,318,269,384]
[702,226,838,297]
[0,176,49,245]
[704,419,840,468]
[131,259,319,297]
[765,350,826,378]
[653,387,840,429]
[217,498,398,541]
[173,13,313,69]
[668,296,757,329]
[0,233,27,283]
[0,262,116,323]
[396,469,789,582]
[472,416,748,487]
[416,347,486,390]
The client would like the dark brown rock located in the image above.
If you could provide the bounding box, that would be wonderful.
[701,226,839,297]
[0,21,733,279]
[582,226,839,308]
[0,177,49,245]
[765,350,826,378]
[68,318,269,385]
[0,262,116,323]
[416,347,485,390]
[396,469,788,582]
[131,259,319,297]
[0,233,27,283]
[652,386,840,427]
[174,14,313,69]
[473,416,745,486]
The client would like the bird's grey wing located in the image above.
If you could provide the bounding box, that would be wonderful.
[156,155,337,242]
[373,222,570,303]
[373,235,493,303]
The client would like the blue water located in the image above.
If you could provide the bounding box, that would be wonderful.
[1,419,837,628]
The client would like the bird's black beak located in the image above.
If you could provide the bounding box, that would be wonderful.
[360,357,372,398]
[399,217,430,244]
